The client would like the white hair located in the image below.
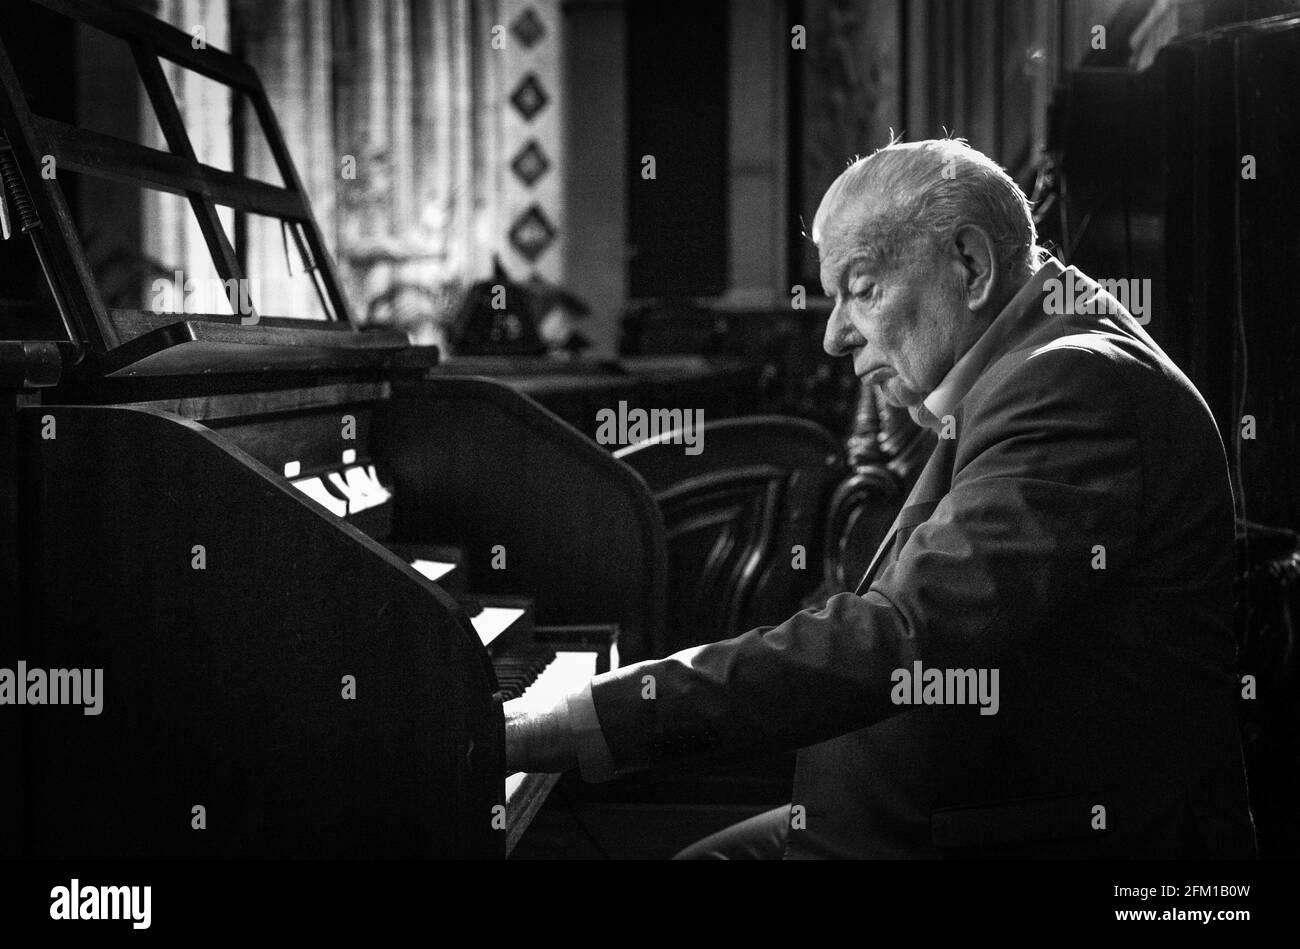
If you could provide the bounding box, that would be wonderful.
[812,137,1041,275]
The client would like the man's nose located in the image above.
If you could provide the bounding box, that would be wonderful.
[823,303,857,357]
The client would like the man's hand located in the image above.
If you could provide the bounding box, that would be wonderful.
[503,697,580,775]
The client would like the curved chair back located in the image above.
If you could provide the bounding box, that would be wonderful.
[617,416,844,651]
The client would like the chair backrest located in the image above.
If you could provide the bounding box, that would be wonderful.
[616,415,844,651]
[821,386,936,593]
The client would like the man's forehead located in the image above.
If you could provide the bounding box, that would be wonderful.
[818,222,881,287]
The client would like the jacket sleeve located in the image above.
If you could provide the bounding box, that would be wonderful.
[587,345,1143,776]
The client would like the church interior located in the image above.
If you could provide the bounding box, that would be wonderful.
[0,0,1297,862]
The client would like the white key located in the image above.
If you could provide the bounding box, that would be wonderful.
[517,651,598,708]
[504,651,599,808]
[291,476,347,517]
[345,465,391,507]
[326,471,364,513]
[410,559,456,583]
[470,607,526,648]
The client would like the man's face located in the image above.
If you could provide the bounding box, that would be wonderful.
[819,213,968,408]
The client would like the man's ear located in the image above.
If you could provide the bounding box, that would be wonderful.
[949,224,999,311]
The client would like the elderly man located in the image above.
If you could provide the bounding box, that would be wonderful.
[506,139,1256,859]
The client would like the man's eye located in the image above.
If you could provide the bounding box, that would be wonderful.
[850,285,873,300]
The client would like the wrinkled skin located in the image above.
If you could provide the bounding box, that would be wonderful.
[818,209,1003,409]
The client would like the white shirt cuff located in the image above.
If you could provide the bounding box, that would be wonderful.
[565,679,618,783]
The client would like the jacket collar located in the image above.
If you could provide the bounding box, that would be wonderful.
[908,256,1067,431]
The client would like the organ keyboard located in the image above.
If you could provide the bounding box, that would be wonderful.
[0,0,668,858]
[279,446,616,848]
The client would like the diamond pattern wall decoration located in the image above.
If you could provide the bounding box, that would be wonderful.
[508,204,557,262]
[509,73,549,122]
[500,3,562,282]
[511,8,546,49]
[510,140,551,187]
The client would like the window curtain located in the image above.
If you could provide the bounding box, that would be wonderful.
[135,0,565,337]
[332,0,566,342]
[331,0,499,333]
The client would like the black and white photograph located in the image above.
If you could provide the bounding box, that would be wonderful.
[0,0,1295,932]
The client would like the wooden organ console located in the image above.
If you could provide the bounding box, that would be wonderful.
[0,0,667,858]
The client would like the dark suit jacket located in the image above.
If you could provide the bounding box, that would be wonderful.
[589,263,1257,858]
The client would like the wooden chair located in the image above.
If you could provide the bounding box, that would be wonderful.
[615,415,844,652]
[820,383,936,595]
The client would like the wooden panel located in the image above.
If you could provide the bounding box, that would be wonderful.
[1,0,360,364]
[36,0,262,91]
[100,314,409,377]
[35,115,306,218]
[132,39,251,319]
[0,30,112,350]
[378,377,668,661]
[18,404,503,857]
[1235,18,1300,529]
